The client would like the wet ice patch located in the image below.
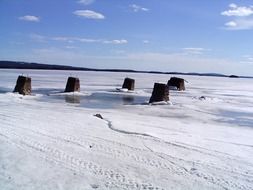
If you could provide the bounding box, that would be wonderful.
[39,92,148,109]
[0,87,12,94]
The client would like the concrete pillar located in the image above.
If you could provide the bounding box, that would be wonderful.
[167,77,185,91]
[122,78,135,91]
[13,76,32,95]
[149,83,169,103]
[65,77,80,92]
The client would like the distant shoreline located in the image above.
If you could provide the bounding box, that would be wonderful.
[1,60,252,79]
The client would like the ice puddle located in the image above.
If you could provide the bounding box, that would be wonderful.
[30,91,148,109]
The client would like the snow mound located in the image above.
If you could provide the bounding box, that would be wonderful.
[150,101,173,105]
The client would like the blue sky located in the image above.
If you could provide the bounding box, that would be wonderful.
[1,0,253,75]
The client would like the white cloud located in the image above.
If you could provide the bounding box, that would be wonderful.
[52,37,74,43]
[103,39,128,44]
[65,46,77,49]
[73,10,105,19]
[229,3,237,9]
[224,19,253,30]
[31,34,128,45]
[225,21,237,27]
[111,50,126,54]
[78,0,95,5]
[243,55,253,60]
[129,4,149,12]
[221,4,253,17]
[222,4,253,30]
[78,38,100,43]
[183,47,205,51]
[52,36,127,44]
[52,36,99,43]
[182,48,209,55]
[143,40,150,44]
[241,55,253,64]
[19,15,40,22]
[29,34,47,42]
[52,37,69,41]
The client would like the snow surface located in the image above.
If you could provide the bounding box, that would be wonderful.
[0,69,253,190]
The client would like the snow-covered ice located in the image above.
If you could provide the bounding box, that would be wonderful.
[0,69,253,190]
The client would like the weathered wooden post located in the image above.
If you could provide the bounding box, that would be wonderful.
[149,83,169,103]
[122,78,135,91]
[167,77,185,91]
[13,75,32,95]
[64,77,80,92]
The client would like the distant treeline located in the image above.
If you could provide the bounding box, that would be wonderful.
[0,61,137,73]
[0,60,251,78]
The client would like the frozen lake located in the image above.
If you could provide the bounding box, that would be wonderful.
[0,69,253,190]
